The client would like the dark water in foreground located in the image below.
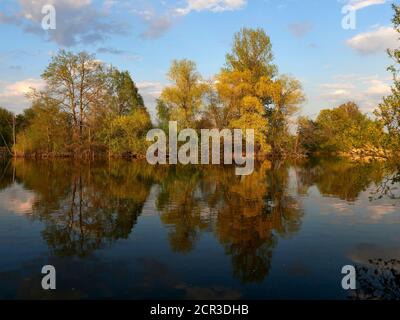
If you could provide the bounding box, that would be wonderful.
[0,158,399,300]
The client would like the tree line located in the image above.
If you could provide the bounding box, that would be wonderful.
[0,4,399,160]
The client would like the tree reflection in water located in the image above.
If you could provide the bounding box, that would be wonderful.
[372,164,400,200]
[156,161,304,283]
[156,166,209,253]
[1,157,398,286]
[11,160,157,257]
[0,158,14,191]
[295,157,386,202]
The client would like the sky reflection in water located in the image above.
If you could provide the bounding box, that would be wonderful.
[0,158,399,300]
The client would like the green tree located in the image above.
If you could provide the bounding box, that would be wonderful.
[299,102,385,155]
[318,102,383,152]
[16,108,35,133]
[109,108,152,156]
[160,59,209,128]
[89,68,150,156]
[21,50,152,158]
[297,116,320,154]
[0,107,13,152]
[14,97,69,155]
[107,69,145,116]
[40,50,107,149]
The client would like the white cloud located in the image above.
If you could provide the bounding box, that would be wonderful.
[0,183,36,215]
[319,75,391,112]
[344,0,386,10]
[0,78,45,114]
[133,0,247,39]
[0,79,45,97]
[176,0,247,15]
[346,26,398,55]
[365,79,391,95]
[320,83,355,90]
[0,0,126,46]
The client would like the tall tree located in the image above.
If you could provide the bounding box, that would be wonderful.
[225,27,277,82]
[160,59,209,128]
[217,28,280,153]
[40,50,107,149]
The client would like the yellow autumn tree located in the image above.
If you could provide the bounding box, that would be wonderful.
[160,59,210,128]
[216,28,304,156]
[216,28,278,154]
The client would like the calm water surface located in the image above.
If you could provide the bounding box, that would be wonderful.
[0,158,399,299]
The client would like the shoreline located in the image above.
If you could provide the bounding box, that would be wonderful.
[0,151,393,163]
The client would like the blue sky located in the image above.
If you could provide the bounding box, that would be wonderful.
[0,0,397,120]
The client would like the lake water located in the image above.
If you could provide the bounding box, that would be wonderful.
[0,158,399,300]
